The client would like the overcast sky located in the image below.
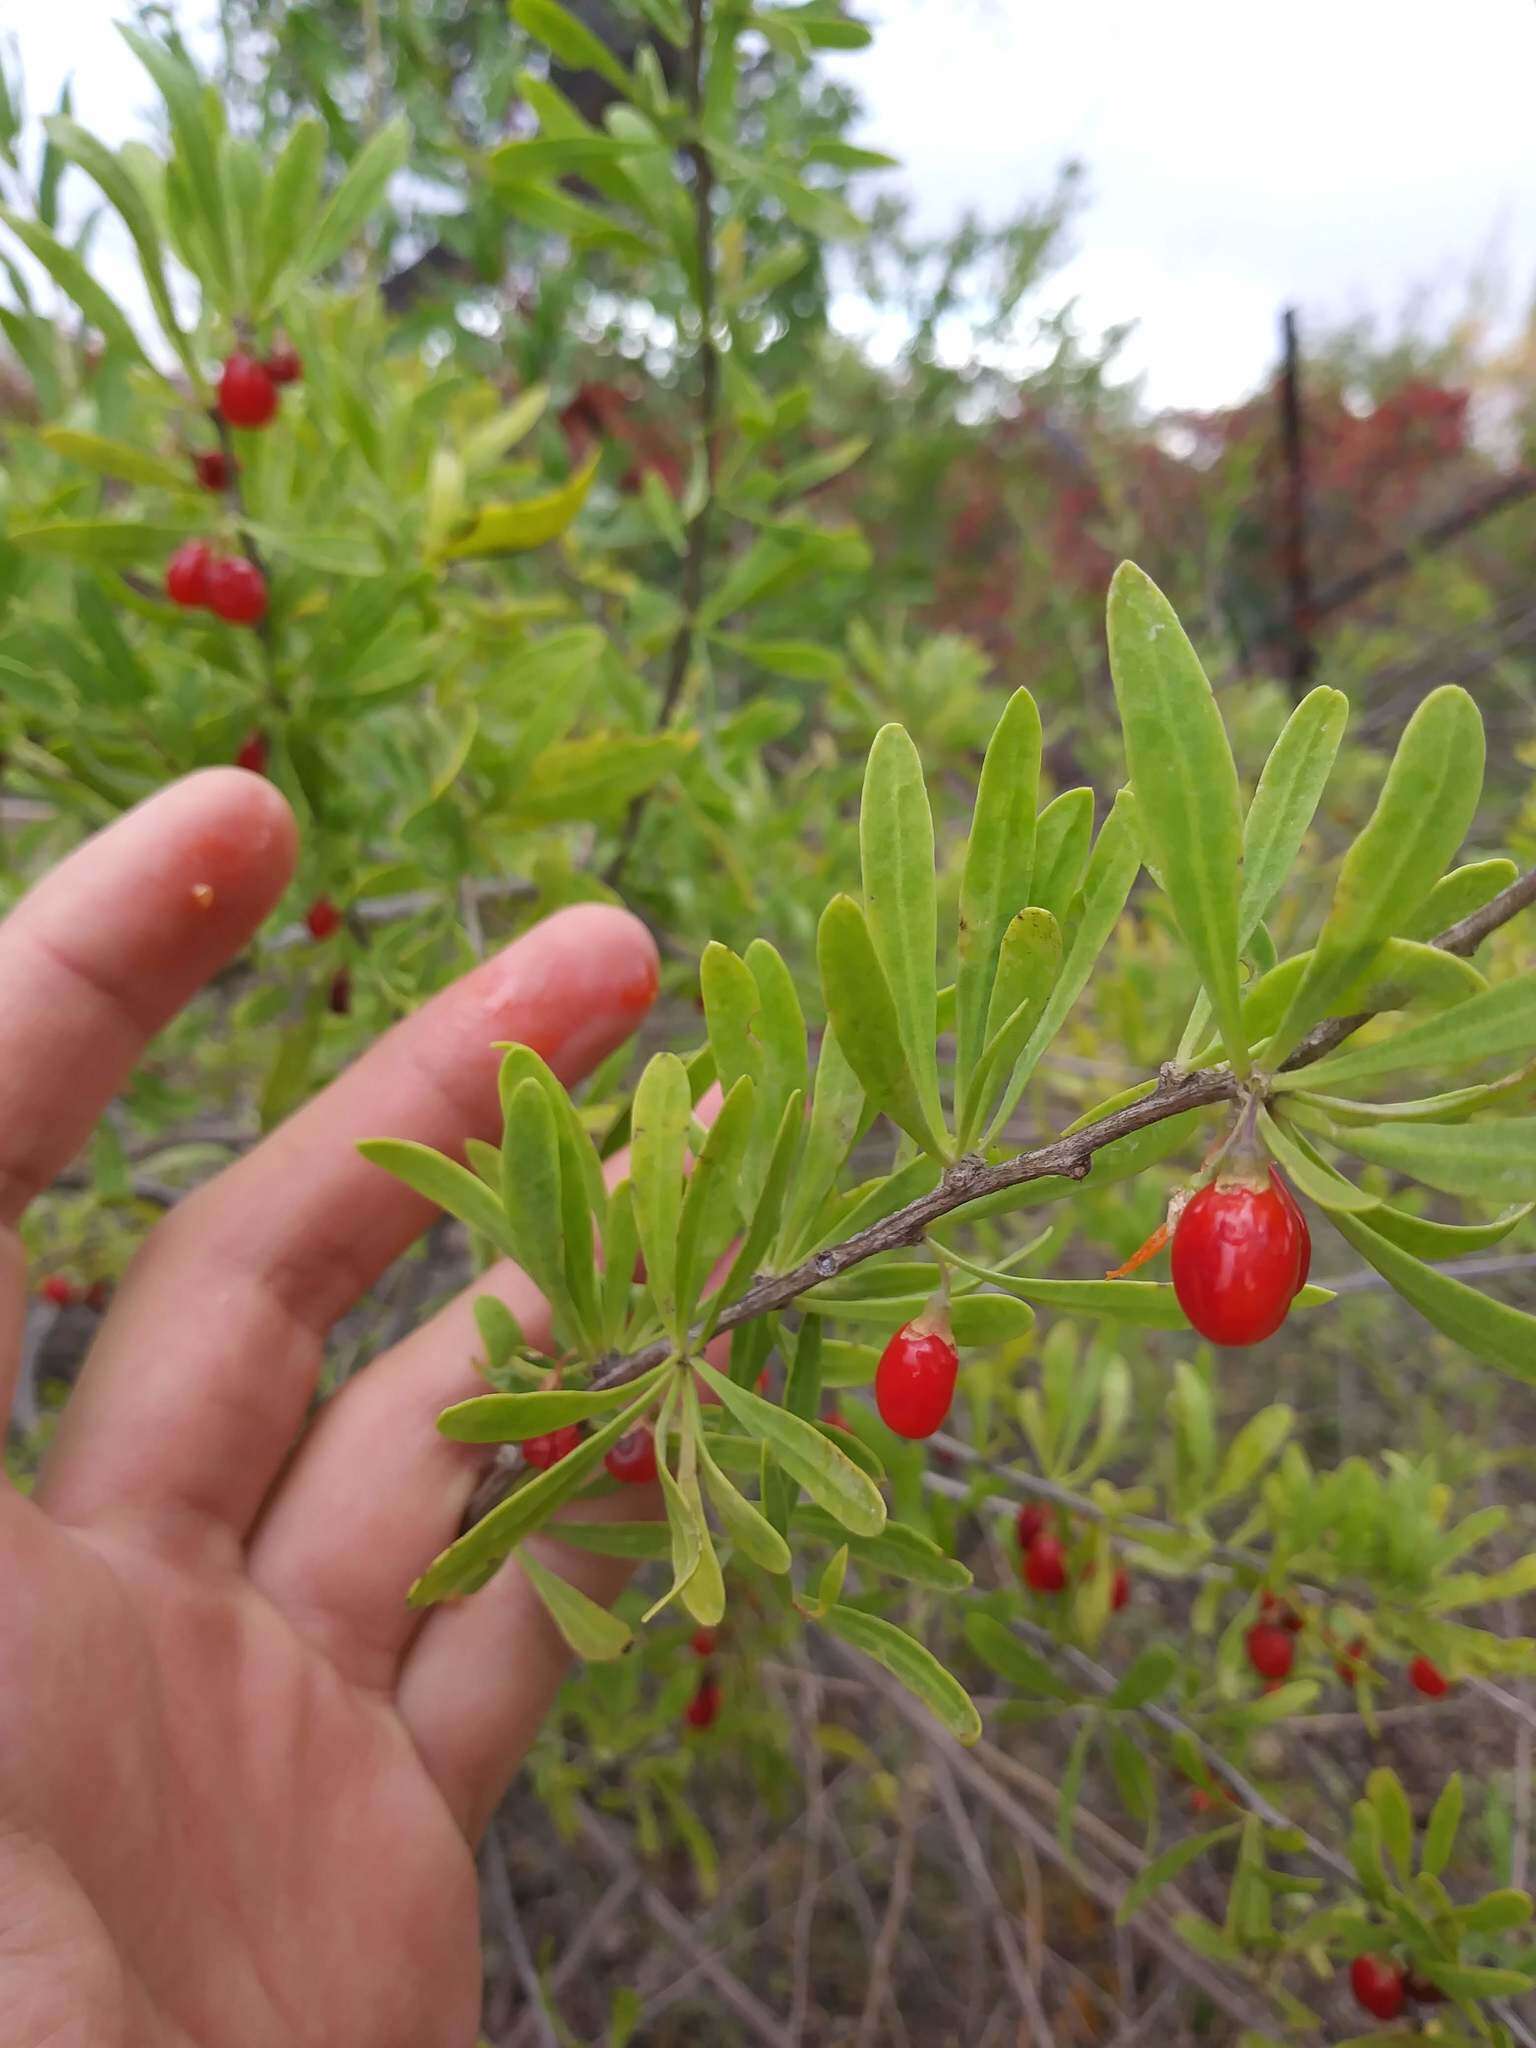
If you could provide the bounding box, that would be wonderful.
[4,0,1534,408]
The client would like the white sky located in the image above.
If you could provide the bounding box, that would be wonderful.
[4,0,1534,408]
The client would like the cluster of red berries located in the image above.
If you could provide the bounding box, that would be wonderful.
[37,1275,110,1311]
[517,1420,664,1487]
[1015,1504,1130,1609]
[1349,1952,1445,2020]
[874,1314,959,1438]
[686,1623,722,1729]
[1245,1594,1451,1699]
[165,542,268,625]
[218,344,302,430]
[1171,1167,1310,1347]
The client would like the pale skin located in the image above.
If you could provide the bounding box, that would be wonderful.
[0,770,667,2048]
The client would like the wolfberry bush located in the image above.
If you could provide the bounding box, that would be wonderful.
[5,4,1536,2043]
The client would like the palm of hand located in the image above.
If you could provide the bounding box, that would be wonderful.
[0,772,660,2048]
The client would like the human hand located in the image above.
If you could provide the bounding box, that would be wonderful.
[0,771,660,2048]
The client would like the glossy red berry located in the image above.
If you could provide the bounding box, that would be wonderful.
[39,1274,76,1308]
[874,1318,958,1439]
[234,730,269,775]
[1271,1170,1312,1292]
[1409,1655,1450,1698]
[1023,1533,1068,1594]
[266,344,303,385]
[690,1629,717,1658]
[165,540,213,608]
[205,555,268,626]
[685,1675,721,1730]
[1109,1565,1130,1612]
[604,1427,658,1485]
[328,969,352,1016]
[1246,1622,1295,1682]
[1404,1970,1446,2006]
[194,448,234,491]
[1350,1954,1406,2022]
[1171,1169,1307,1347]
[1015,1503,1048,1551]
[218,351,279,428]
[306,896,342,940]
[520,1424,583,1471]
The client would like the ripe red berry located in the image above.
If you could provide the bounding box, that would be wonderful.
[1350,1955,1406,2022]
[685,1676,721,1730]
[234,730,269,775]
[39,1274,76,1308]
[690,1629,717,1658]
[205,555,268,626]
[1171,1169,1307,1347]
[218,351,279,428]
[1023,1533,1068,1594]
[520,1424,583,1471]
[604,1427,658,1485]
[328,969,352,1016]
[1109,1565,1130,1612]
[1403,1970,1446,2006]
[1246,1622,1295,1682]
[1271,1170,1312,1292]
[1015,1503,1048,1551]
[1409,1655,1450,1698]
[265,343,303,385]
[1336,1636,1367,1686]
[194,448,234,491]
[874,1318,958,1439]
[165,540,213,608]
[306,896,342,941]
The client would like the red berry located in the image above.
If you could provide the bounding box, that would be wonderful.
[218,351,279,429]
[306,896,342,941]
[165,540,213,608]
[1015,1503,1048,1551]
[520,1424,583,1471]
[1261,1589,1304,1632]
[194,448,234,491]
[1109,1565,1130,1612]
[690,1629,717,1657]
[1271,1169,1312,1293]
[39,1274,76,1308]
[265,344,303,385]
[205,555,268,626]
[604,1427,658,1485]
[1246,1622,1295,1682]
[1409,1655,1450,1698]
[1336,1636,1367,1686]
[328,969,352,1016]
[874,1319,958,1439]
[1171,1169,1307,1346]
[235,730,269,775]
[1404,1970,1446,2006]
[1023,1533,1068,1594]
[1350,1955,1406,2022]
[685,1676,721,1730]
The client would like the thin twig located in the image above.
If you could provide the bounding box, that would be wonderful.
[482,1823,557,2048]
[855,1774,922,2048]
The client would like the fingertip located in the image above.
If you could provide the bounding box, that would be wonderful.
[540,901,661,1020]
[481,902,661,1086]
[159,767,300,913]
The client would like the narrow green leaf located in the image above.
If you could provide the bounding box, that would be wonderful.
[964,1614,1077,1698]
[1117,1827,1241,1924]
[674,1392,725,1626]
[1107,1645,1181,1709]
[650,1427,706,1623]
[1449,1891,1533,1936]
[1259,1109,1378,1212]
[1264,686,1485,1066]
[1058,1720,1095,1849]
[860,724,946,1143]
[1401,857,1519,943]
[674,1075,755,1322]
[497,1079,566,1301]
[778,1027,864,1259]
[359,1137,513,1255]
[1367,1768,1414,1877]
[511,0,635,93]
[793,1507,971,1589]
[631,1053,693,1340]
[437,1370,663,1441]
[518,1547,632,1659]
[821,1603,981,1744]
[46,117,193,376]
[699,1439,792,1573]
[817,894,943,1154]
[962,907,1061,1145]
[1279,969,1536,1095]
[1421,1773,1463,1878]
[1208,1404,1293,1507]
[1107,562,1247,1070]
[708,1091,804,1315]
[252,115,327,307]
[1329,1117,1536,1203]
[956,687,1042,1092]
[1033,787,1093,928]
[693,1357,886,1536]
[474,1296,525,1373]
[408,1383,659,1603]
[1328,1208,1536,1381]
[551,1521,672,1558]
[601,1181,641,1347]
[0,210,149,364]
[440,451,599,559]
[118,27,230,292]
[1416,1961,1534,1999]
[1366,1199,1534,1262]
